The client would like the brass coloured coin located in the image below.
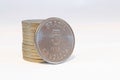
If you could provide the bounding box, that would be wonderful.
[23,56,44,63]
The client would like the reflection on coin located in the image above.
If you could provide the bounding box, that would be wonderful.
[35,17,75,64]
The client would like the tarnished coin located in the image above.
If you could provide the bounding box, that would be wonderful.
[35,17,75,64]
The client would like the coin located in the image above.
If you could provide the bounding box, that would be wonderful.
[35,17,75,64]
[23,41,34,46]
[23,52,42,59]
[23,38,35,43]
[22,20,44,63]
[23,56,44,63]
[22,44,37,51]
[22,43,42,59]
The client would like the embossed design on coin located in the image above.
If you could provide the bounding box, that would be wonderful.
[35,17,75,64]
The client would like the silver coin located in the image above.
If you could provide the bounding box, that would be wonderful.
[35,17,75,64]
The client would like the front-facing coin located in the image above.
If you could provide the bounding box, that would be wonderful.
[35,17,75,64]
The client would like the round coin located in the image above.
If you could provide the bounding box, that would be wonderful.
[35,17,75,64]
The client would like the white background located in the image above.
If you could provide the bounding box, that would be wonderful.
[0,0,120,80]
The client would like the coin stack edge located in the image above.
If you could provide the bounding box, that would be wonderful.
[22,20,44,63]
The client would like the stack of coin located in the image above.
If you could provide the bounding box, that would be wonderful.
[22,17,75,64]
[22,20,44,63]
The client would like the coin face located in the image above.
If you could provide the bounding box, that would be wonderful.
[35,17,75,64]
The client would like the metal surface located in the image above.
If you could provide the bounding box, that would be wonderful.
[35,17,75,64]
[22,19,44,62]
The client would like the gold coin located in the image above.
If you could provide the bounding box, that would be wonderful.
[23,35,35,39]
[22,27,37,31]
[23,55,41,59]
[23,52,39,57]
[22,49,37,54]
[23,31,35,34]
[23,39,34,43]
[22,44,36,50]
[23,38,34,43]
[22,42,34,45]
[22,45,35,48]
[22,50,42,59]
[23,53,41,59]
[22,19,45,63]
[23,40,34,43]
[22,33,35,37]
[23,56,44,63]
[22,44,39,55]
[23,41,35,46]
[22,25,36,28]
[22,44,42,59]
[23,30,36,33]
[22,48,37,53]
[22,43,35,48]
[23,33,35,37]
[23,36,34,39]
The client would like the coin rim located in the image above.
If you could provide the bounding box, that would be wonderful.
[35,17,75,64]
